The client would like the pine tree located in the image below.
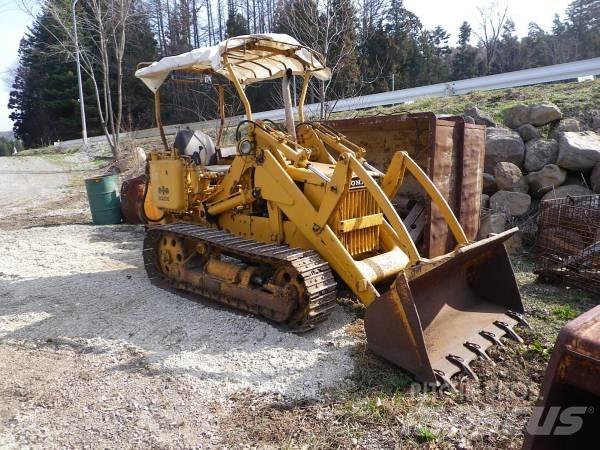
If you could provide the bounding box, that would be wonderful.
[565,0,600,58]
[226,0,249,38]
[326,0,360,98]
[8,8,98,147]
[451,21,480,80]
[384,0,423,89]
[358,19,392,93]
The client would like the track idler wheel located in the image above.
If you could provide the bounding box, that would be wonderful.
[158,233,187,280]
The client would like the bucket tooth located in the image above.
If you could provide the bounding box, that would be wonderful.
[480,330,504,347]
[446,354,478,381]
[494,320,523,343]
[464,341,495,366]
[434,370,457,393]
[506,310,531,328]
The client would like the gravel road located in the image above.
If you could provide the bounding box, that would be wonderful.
[0,224,358,447]
[0,157,68,212]
[0,156,91,229]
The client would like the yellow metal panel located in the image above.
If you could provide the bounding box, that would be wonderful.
[255,166,295,206]
[149,159,187,210]
[339,213,382,233]
[218,213,312,250]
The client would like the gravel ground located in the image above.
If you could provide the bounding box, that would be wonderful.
[1,150,595,448]
[0,155,91,230]
[0,225,358,446]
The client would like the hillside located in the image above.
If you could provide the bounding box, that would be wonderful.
[345,78,600,125]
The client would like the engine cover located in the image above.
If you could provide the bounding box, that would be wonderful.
[149,159,187,210]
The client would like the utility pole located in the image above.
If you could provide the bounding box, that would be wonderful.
[72,0,88,145]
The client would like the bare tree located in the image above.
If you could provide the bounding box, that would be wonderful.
[475,1,509,74]
[39,0,136,158]
[276,0,360,118]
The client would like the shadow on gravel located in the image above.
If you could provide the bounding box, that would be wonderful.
[0,265,355,397]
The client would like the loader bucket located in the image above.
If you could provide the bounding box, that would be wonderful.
[364,229,525,385]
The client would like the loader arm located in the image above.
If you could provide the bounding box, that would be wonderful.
[381,151,469,248]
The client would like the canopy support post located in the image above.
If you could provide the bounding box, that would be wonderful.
[298,74,311,122]
[225,63,252,120]
[282,68,297,142]
[215,85,225,147]
[154,90,169,152]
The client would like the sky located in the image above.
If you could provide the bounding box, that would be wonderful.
[0,0,574,133]
[0,0,35,132]
[403,0,571,44]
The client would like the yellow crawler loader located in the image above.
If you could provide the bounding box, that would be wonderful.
[135,34,527,387]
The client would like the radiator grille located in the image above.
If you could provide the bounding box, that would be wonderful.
[332,187,380,257]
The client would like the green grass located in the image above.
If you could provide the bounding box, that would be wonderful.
[17,145,81,156]
[551,304,580,321]
[523,339,550,359]
[416,427,438,443]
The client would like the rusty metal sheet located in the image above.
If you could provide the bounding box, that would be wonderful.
[523,305,600,450]
[323,113,486,258]
[427,119,457,256]
[459,122,485,240]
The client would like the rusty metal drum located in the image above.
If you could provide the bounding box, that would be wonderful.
[120,175,146,224]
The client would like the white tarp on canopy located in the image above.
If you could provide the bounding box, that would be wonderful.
[135,33,331,92]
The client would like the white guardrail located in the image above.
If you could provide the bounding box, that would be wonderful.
[60,56,600,147]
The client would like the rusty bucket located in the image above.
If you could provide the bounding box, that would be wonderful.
[365,229,525,385]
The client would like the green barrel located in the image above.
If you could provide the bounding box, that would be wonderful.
[85,174,122,225]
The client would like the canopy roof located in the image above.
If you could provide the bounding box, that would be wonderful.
[135,34,331,93]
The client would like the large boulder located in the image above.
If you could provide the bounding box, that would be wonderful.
[526,164,567,197]
[481,193,490,209]
[478,213,506,239]
[485,128,525,172]
[557,131,600,171]
[464,107,497,127]
[524,139,559,172]
[540,184,593,202]
[591,163,600,193]
[563,172,587,186]
[490,190,532,216]
[494,162,529,193]
[528,102,562,126]
[549,118,580,139]
[517,124,541,142]
[502,104,530,129]
[482,173,497,195]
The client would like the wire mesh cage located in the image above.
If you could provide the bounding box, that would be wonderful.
[535,195,600,296]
